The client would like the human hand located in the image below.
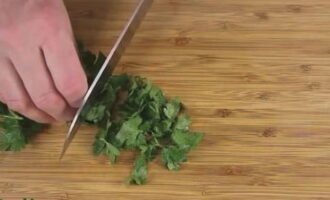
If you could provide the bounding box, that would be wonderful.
[0,0,87,123]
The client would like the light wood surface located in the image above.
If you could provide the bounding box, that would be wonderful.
[2,0,330,199]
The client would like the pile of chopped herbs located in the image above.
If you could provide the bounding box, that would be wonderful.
[0,43,203,185]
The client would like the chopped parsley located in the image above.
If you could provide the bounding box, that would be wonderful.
[0,42,203,185]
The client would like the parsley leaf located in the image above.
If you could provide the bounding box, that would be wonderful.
[0,106,44,152]
[0,118,26,151]
[128,154,148,185]
[161,146,187,170]
[115,115,143,147]
[103,139,120,164]
[172,130,203,152]
[83,105,106,123]
[164,97,182,120]
[174,114,191,131]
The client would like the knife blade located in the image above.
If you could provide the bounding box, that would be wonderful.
[60,0,153,159]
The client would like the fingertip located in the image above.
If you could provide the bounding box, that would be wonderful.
[72,100,82,108]
[62,107,76,121]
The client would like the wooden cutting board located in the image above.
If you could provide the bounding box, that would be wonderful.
[1,0,330,199]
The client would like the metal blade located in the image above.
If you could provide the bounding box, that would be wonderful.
[60,0,153,159]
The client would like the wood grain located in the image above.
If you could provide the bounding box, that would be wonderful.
[2,0,330,199]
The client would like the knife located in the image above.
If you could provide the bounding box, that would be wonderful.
[60,0,153,159]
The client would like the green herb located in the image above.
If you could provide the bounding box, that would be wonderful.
[161,145,187,170]
[0,103,44,151]
[78,43,203,184]
[127,154,148,185]
[0,42,204,185]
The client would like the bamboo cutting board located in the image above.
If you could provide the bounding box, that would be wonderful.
[1,0,330,199]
